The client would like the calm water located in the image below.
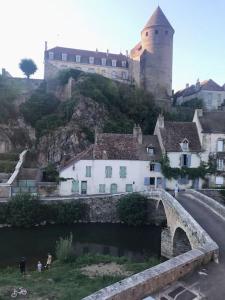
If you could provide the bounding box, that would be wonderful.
[0,224,161,268]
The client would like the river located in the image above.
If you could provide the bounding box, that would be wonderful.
[0,223,161,268]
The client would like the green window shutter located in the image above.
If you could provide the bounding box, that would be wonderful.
[86,166,91,177]
[72,180,79,193]
[105,166,112,178]
[99,184,106,193]
[120,166,127,178]
[126,184,133,193]
[110,183,117,194]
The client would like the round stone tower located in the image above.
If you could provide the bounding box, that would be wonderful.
[140,6,174,103]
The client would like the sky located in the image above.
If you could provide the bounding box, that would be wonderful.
[0,0,224,91]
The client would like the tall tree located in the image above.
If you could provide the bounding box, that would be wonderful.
[19,59,37,79]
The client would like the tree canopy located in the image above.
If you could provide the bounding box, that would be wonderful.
[19,58,37,78]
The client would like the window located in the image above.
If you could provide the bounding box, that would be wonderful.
[101,58,106,66]
[112,71,117,78]
[89,57,94,64]
[217,140,224,152]
[150,177,155,186]
[71,179,79,193]
[49,52,54,60]
[122,61,127,68]
[62,53,67,61]
[112,59,117,67]
[76,55,81,63]
[181,139,189,151]
[147,147,154,155]
[146,31,149,37]
[165,30,168,35]
[216,176,224,185]
[181,154,191,167]
[217,159,224,171]
[99,184,106,193]
[144,177,150,186]
[120,166,127,178]
[150,163,155,171]
[126,184,133,193]
[155,30,159,35]
[85,166,92,177]
[105,166,112,178]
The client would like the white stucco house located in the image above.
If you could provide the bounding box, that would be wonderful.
[154,115,203,190]
[175,79,225,111]
[59,126,163,196]
[193,109,225,186]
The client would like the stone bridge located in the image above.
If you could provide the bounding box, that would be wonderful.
[83,189,219,300]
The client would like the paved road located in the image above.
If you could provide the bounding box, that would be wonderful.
[152,191,225,300]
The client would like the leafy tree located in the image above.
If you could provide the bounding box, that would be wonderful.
[117,193,148,226]
[43,163,59,182]
[19,58,37,78]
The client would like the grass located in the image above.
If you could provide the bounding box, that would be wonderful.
[0,254,160,300]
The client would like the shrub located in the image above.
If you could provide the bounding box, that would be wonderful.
[42,163,59,182]
[117,193,148,226]
[0,204,8,224]
[55,233,75,263]
[53,202,88,224]
[7,193,41,227]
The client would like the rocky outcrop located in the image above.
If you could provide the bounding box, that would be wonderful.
[37,96,108,166]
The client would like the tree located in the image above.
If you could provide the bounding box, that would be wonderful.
[19,58,37,78]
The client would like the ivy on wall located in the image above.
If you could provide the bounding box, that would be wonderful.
[160,153,216,180]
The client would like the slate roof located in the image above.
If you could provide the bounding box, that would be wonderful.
[61,133,161,170]
[199,112,225,133]
[46,47,128,68]
[175,79,224,98]
[160,122,201,152]
[144,6,174,32]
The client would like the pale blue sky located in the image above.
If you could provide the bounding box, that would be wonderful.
[1,0,224,90]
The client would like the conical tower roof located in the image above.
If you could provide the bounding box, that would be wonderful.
[144,6,174,31]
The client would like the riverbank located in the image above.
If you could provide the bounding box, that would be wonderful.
[0,254,160,300]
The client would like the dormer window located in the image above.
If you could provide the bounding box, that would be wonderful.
[112,59,117,67]
[49,52,54,60]
[89,57,94,64]
[181,139,189,151]
[101,58,106,66]
[76,55,81,63]
[62,53,67,61]
[122,61,127,68]
[147,147,154,156]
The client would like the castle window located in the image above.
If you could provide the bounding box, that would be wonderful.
[76,55,81,63]
[146,31,149,37]
[122,61,127,68]
[165,30,168,35]
[48,52,54,60]
[112,59,117,67]
[101,58,106,66]
[62,53,67,61]
[155,30,159,35]
[89,57,94,64]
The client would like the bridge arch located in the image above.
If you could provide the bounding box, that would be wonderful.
[173,227,192,257]
[155,200,167,227]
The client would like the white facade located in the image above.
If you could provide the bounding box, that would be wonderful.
[59,159,163,196]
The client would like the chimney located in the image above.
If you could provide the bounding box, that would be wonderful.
[186,83,189,89]
[133,124,143,144]
[96,48,98,52]
[106,49,109,57]
[158,114,164,128]
[45,41,48,51]
[196,78,200,89]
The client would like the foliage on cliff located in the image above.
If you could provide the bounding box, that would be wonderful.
[0,75,17,123]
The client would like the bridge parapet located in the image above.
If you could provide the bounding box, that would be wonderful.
[83,189,218,300]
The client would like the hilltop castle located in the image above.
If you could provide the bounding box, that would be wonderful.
[44,6,174,105]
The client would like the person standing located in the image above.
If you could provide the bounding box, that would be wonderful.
[37,261,42,272]
[46,253,52,269]
[19,257,26,276]
[174,183,179,198]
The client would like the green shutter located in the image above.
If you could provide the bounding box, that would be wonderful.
[99,184,106,193]
[110,183,117,194]
[72,180,79,193]
[105,166,112,178]
[86,166,91,177]
[120,166,127,178]
[126,184,133,192]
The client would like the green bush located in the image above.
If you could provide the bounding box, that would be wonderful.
[0,204,8,223]
[7,193,41,227]
[43,163,59,182]
[52,202,88,224]
[56,233,75,263]
[0,161,16,173]
[117,193,148,226]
